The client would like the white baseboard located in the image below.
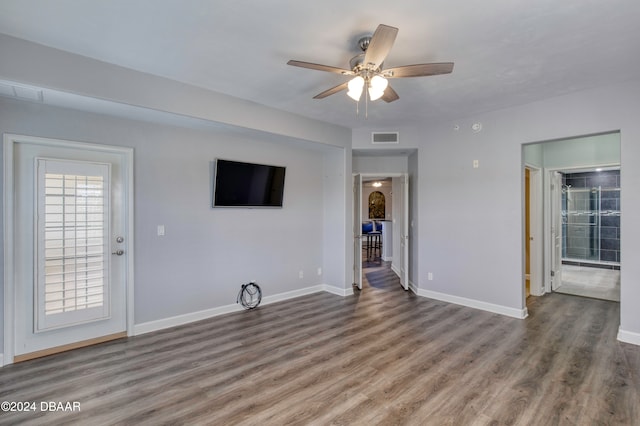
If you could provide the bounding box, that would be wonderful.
[323,284,352,297]
[134,303,244,335]
[390,264,401,277]
[134,284,350,336]
[417,288,528,319]
[0,353,4,367]
[408,280,418,295]
[261,285,326,305]
[617,327,640,346]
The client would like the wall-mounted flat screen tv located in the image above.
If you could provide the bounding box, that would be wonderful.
[213,159,286,207]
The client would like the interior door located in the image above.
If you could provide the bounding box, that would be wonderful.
[525,168,531,297]
[353,174,363,290]
[400,173,409,290]
[8,136,130,362]
[551,171,563,291]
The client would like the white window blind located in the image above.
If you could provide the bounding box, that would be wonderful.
[36,159,111,331]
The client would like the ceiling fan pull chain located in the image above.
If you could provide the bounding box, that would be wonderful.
[365,87,369,119]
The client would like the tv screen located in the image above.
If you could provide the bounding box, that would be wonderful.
[213,159,286,207]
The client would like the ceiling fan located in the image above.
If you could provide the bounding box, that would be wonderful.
[287,24,454,103]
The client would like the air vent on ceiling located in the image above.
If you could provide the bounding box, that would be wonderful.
[371,132,399,144]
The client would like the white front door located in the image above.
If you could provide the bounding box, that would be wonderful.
[353,174,362,290]
[4,135,132,363]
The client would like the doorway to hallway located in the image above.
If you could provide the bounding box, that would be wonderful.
[353,173,409,292]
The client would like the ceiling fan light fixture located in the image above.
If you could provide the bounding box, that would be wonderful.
[347,76,364,101]
[368,75,388,101]
[287,24,453,108]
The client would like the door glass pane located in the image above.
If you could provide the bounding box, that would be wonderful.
[44,174,105,314]
[36,159,111,331]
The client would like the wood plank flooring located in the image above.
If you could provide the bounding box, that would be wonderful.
[1,260,639,425]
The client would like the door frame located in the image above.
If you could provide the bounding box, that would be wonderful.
[543,163,620,294]
[353,174,362,290]
[524,165,543,297]
[549,170,564,292]
[3,134,135,366]
[356,172,411,291]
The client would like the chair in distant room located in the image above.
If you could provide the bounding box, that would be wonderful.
[362,221,381,260]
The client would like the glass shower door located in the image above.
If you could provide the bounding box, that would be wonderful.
[563,186,600,262]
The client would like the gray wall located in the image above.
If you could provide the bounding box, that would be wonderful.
[354,79,640,339]
[0,97,347,351]
[0,35,353,357]
[540,132,620,169]
[352,155,408,174]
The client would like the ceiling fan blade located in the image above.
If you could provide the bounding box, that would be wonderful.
[287,60,354,75]
[363,24,398,70]
[313,82,349,99]
[381,85,399,103]
[384,62,454,78]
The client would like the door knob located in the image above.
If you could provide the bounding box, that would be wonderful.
[112,249,124,256]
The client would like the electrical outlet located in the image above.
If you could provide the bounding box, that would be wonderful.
[473,160,479,168]
[317,267,322,276]
[299,270,304,279]
[157,225,165,236]
[428,272,433,281]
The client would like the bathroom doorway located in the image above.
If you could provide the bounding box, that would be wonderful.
[524,131,621,303]
[551,167,621,301]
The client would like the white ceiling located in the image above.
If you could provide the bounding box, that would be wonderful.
[1,0,639,130]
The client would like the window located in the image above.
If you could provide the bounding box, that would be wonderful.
[36,159,111,331]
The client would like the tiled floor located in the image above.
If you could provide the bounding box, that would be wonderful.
[556,264,620,302]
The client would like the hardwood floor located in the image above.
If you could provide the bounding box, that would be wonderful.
[1,260,639,425]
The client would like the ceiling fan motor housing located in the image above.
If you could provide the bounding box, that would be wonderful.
[350,54,383,77]
[358,36,371,52]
